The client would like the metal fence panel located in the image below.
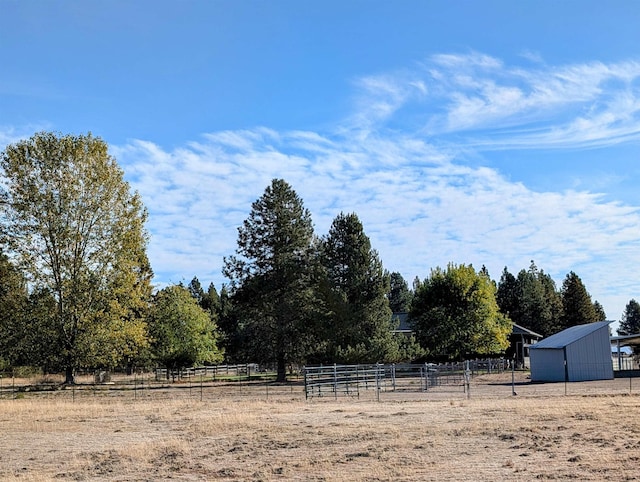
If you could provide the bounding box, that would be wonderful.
[303,360,506,399]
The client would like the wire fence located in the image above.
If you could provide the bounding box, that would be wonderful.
[2,360,640,402]
[0,364,301,402]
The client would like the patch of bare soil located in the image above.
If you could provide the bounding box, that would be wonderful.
[1,375,640,481]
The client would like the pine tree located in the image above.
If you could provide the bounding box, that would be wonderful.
[496,267,519,320]
[497,262,562,337]
[538,270,564,335]
[593,301,607,322]
[318,212,397,364]
[187,276,205,305]
[203,283,221,314]
[561,271,597,329]
[223,179,317,381]
[619,299,640,335]
[216,284,240,362]
[388,272,413,313]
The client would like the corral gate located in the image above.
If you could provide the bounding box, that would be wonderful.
[303,360,506,399]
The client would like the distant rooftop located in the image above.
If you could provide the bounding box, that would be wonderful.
[392,312,412,333]
[512,323,542,339]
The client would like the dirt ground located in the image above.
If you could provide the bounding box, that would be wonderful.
[1,372,640,481]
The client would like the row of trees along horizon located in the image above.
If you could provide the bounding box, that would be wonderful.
[1,132,640,384]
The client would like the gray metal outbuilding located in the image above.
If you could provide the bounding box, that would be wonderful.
[529,321,613,382]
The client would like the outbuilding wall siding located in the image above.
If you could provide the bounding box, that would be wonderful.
[565,327,613,381]
[530,348,565,382]
[529,322,614,382]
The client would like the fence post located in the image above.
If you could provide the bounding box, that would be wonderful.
[303,368,308,400]
[464,360,471,399]
[391,364,396,392]
[424,363,429,391]
[563,353,568,396]
[345,366,350,396]
[333,364,338,400]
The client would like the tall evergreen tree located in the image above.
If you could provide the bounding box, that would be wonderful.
[496,267,519,320]
[561,271,597,328]
[216,284,241,362]
[412,276,423,292]
[538,270,564,335]
[497,262,562,337]
[619,299,640,335]
[202,282,221,315]
[387,271,413,313]
[318,213,397,363]
[479,265,493,283]
[187,277,221,321]
[187,276,205,305]
[593,301,607,322]
[223,179,318,381]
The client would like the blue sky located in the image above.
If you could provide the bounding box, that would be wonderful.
[2,1,640,327]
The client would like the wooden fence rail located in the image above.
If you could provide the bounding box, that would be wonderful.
[154,363,260,382]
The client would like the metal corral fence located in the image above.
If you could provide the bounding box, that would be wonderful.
[303,359,508,399]
[7,360,640,401]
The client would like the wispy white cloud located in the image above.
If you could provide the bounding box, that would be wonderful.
[346,71,428,135]
[417,54,640,149]
[112,129,640,326]
[3,52,640,323]
[0,124,51,148]
[113,49,640,320]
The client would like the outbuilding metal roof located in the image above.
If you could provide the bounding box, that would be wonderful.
[530,321,611,350]
[611,333,640,347]
[512,323,543,339]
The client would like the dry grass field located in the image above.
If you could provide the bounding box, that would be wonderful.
[2,373,640,481]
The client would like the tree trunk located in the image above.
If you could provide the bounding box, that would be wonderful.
[276,355,286,383]
[64,366,75,385]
